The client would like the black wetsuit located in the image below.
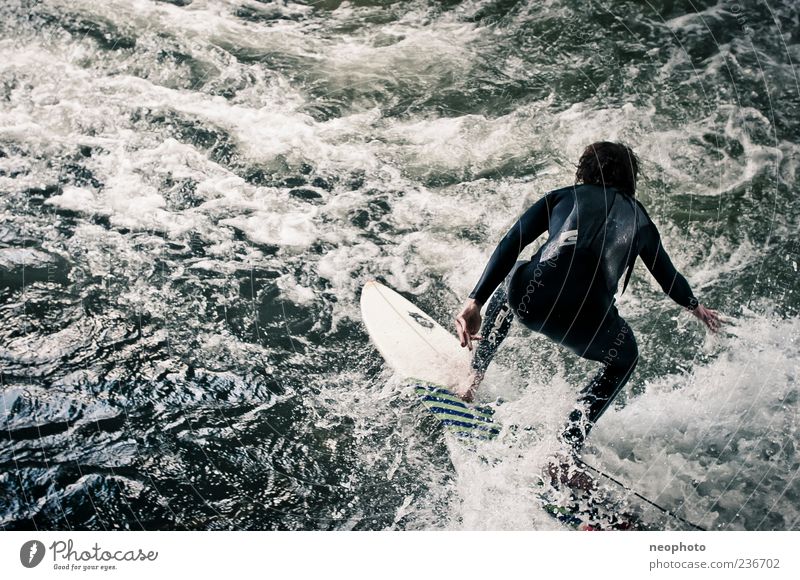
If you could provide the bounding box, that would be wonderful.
[468,183,698,452]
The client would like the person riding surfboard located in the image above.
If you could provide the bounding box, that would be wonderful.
[454,142,722,463]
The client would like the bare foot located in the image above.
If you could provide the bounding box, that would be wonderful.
[454,370,484,403]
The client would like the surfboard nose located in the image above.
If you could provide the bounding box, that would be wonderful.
[360,280,471,387]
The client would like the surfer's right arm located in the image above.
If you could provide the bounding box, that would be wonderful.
[466,193,553,306]
[455,193,552,350]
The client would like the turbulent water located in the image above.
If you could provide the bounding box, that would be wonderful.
[0,0,798,531]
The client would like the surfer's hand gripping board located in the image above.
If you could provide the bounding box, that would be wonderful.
[360,281,500,440]
[454,298,483,351]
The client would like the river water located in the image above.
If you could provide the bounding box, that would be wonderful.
[0,0,798,530]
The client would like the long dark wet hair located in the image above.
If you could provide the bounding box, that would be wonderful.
[575,141,640,195]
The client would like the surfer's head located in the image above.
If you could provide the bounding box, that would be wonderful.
[575,141,640,195]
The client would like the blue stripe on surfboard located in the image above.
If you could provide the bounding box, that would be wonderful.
[412,386,468,405]
[419,397,493,418]
[407,380,495,413]
[426,405,493,425]
[423,400,495,420]
[416,386,491,411]
[425,404,489,421]
[414,391,495,418]
[417,389,469,409]
[419,398,495,421]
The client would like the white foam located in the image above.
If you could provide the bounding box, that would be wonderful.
[589,314,800,530]
[220,210,317,249]
[276,274,316,305]
[44,186,102,215]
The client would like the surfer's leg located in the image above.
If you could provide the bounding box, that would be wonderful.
[560,317,639,453]
[470,283,514,377]
[460,261,525,400]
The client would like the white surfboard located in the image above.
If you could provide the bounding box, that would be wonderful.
[360,280,471,387]
[360,280,500,440]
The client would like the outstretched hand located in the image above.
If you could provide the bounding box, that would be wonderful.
[455,299,483,351]
[692,304,723,333]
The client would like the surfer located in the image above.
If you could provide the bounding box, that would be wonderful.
[454,141,722,456]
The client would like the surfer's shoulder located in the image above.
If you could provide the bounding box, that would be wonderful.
[538,184,575,206]
[631,197,657,225]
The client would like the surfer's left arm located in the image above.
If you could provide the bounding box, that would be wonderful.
[639,221,722,333]
[455,193,551,348]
